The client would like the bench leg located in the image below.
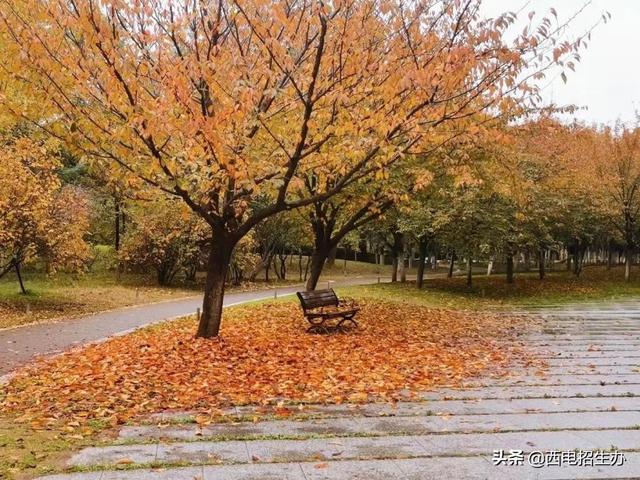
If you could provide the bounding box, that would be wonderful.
[307,320,331,334]
[336,315,358,330]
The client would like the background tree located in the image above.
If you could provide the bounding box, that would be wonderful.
[0,134,91,292]
[120,198,209,286]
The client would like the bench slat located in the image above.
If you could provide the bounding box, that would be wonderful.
[297,289,339,309]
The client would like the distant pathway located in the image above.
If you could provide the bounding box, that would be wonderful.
[0,275,391,376]
[35,300,640,480]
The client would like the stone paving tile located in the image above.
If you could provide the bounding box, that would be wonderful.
[33,473,102,480]
[232,396,640,418]
[418,383,640,400]
[545,357,640,366]
[101,467,204,480]
[483,374,640,386]
[155,439,249,464]
[114,411,640,444]
[425,428,640,454]
[544,366,640,375]
[247,435,426,463]
[69,444,157,468]
[536,352,640,359]
[300,458,405,479]
[202,463,306,479]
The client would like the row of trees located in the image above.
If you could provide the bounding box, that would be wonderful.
[0,0,612,337]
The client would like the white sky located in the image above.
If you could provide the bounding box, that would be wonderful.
[480,0,639,126]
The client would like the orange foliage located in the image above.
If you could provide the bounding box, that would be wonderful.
[2,302,532,431]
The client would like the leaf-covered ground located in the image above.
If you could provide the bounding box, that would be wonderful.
[1,301,533,433]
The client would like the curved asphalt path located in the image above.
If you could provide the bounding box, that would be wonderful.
[0,275,394,376]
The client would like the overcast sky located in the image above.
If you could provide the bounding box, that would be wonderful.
[480,0,639,126]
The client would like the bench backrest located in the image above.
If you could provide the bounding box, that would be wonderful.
[297,289,339,310]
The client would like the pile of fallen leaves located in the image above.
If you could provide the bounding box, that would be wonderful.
[1,301,533,431]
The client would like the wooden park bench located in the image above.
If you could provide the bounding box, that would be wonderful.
[296,288,360,333]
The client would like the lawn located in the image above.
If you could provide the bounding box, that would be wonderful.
[338,265,640,310]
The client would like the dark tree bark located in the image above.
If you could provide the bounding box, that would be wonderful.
[390,232,403,283]
[466,257,473,288]
[538,248,545,280]
[625,246,632,282]
[416,237,428,289]
[607,242,613,270]
[325,245,338,267]
[298,251,303,281]
[448,251,455,278]
[572,243,583,277]
[506,255,514,284]
[306,246,328,291]
[15,261,27,294]
[523,250,531,272]
[197,235,234,338]
[115,198,121,251]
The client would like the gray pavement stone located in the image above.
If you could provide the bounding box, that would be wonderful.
[247,435,426,463]
[418,383,640,400]
[101,467,204,480]
[155,440,249,464]
[202,463,306,479]
[69,444,157,467]
[33,473,102,480]
[116,411,640,443]
[234,396,640,418]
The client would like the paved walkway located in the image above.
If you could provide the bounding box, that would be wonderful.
[33,301,640,479]
[0,275,391,375]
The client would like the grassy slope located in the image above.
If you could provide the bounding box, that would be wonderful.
[338,265,640,309]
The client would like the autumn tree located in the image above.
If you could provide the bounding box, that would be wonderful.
[0,134,91,292]
[305,184,393,290]
[590,125,640,281]
[120,198,209,285]
[0,0,590,337]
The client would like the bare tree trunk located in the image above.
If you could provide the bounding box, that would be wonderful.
[306,248,328,291]
[448,251,455,278]
[15,261,27,294]
[506,255,514,284]
[538,248,545,280]
[114,198,121,251]
[625,247,632,282]
[298,251,303,281]
[607,243,613,270]
[325,245,338,267]
[466,257,473,288]
[416,238,428,289]
[197,237,234,338]
[391,255,398,282]
[399,248,407,283]
[304,255,311,281]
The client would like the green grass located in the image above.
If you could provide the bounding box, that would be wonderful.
[337,265,640,309]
